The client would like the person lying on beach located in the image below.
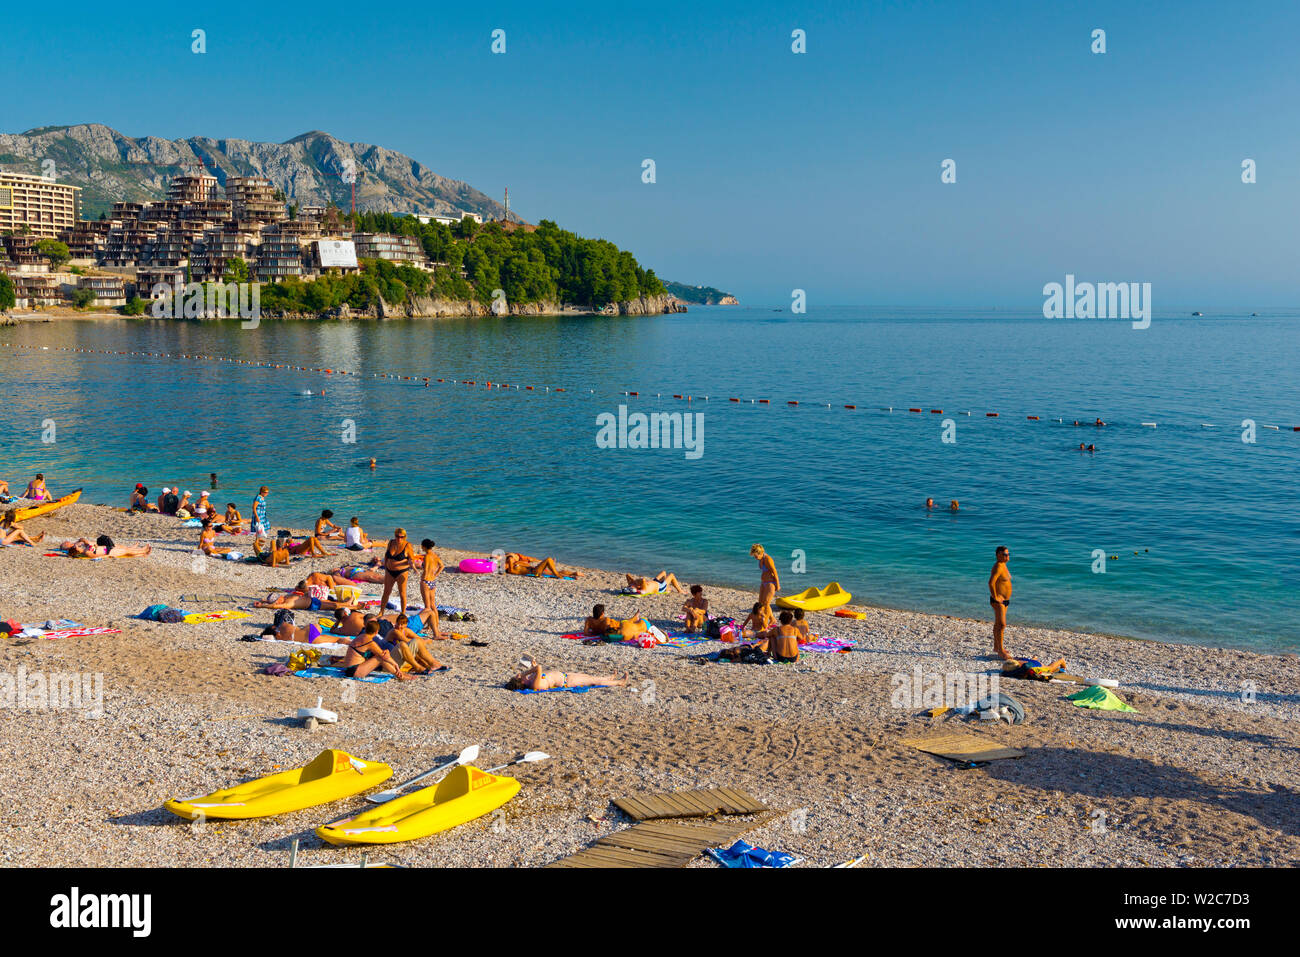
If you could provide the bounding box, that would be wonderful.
[198,518,235,556]
[343,517,374,551]
[683,585,709,632]
[338,620,413,681]
[616,616,655,642]
[24,474,50,502]
[332,558,387,584]
[504,553,582,578]
[583,604,616,636]
[284,534,330,558]
[386,615,445,673]
[1,511,44,546]
[791,607,811,643]
[505,664,629,691]
[263,617,334,644]
[755,610,801,663]
[218,503,246,533]
[315,509,344,540]
[330,608,369,637]
[740,601,774,638]
[624,571,682,595]
[62,538,151,558]
[303,571,358,592]
[1002,657,1067,681]
[253,591,359,613]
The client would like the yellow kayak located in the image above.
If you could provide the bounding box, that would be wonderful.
[11,487,81,522]
[775,582,852,612]
[165,749,392,821]
[316,765,520,845]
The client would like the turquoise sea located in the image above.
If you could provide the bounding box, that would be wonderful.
[3,306,1298,652]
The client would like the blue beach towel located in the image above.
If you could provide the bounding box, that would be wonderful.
[515,684,604,694]
[707,840,801,869]
[294,666,392,684]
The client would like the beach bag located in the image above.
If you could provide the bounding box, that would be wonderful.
[96,535,115,550]
[140,604,168,621]
[158,608,186,624]
[306,584,329,602]
[273,609,295,629]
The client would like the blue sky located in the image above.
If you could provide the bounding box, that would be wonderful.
[5,0,1298,306]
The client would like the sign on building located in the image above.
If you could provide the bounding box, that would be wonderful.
[317,239,358,268]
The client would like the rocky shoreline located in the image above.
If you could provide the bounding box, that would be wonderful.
[3,294,687,323]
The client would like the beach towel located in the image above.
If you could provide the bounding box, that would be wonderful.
[258,637,349,656]
[707,839,801,869]
[183,610,251,624]
[20,625,121,640]
[1068,685,1138,713]
[515,684,607,694]
[799,636,855,653]
[294,666,392,684]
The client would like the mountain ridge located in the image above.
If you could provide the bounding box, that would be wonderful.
[0,123,516,222]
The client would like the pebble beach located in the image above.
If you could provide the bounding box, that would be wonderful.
[2,502,1298,869]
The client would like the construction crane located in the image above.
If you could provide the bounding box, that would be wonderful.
[322,164,364,218]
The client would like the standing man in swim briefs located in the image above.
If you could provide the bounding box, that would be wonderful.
[989,545,1012,660]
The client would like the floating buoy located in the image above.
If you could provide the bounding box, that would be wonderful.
[1141,422,1157,428]
[845,404,856,410]
[787,401,798,406]
[908,408,922,413]
[758,399,770,404]
[1027,416,1039,421]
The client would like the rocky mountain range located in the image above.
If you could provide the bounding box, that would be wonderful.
[0,124,517,222]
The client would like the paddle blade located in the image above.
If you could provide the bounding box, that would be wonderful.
[457,744,481,765]
[520,751,550,763]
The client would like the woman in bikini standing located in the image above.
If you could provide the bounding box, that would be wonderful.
[750,543,780,617]
[380,528,415,615]
[418,539,447,638]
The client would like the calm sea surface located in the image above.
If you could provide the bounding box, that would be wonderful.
[3,306,1298,651]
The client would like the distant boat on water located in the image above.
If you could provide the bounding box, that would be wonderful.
[1192,311,1204,316]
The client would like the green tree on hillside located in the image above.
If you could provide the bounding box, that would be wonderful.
[36,239,70,267]
[223,257,250,283]
[0,274,15,310]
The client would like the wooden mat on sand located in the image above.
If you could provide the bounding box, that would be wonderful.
[901,732,1025,763]
[613,787,768,821]
[549,815,775,868]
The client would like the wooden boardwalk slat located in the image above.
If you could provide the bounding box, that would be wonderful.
[550,812,777,868]
[612,787,768,821]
